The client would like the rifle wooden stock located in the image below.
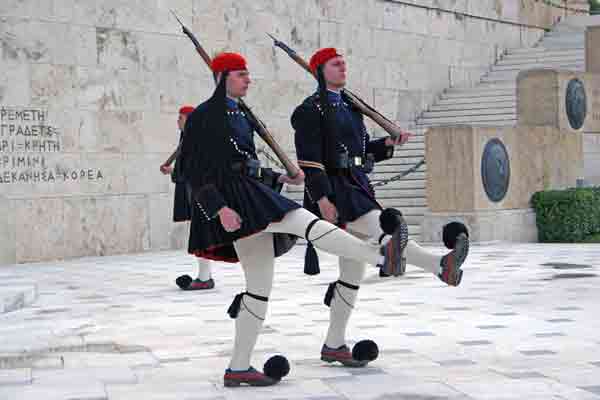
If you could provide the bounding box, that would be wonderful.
[162,142,182,167]
[342,90,402,139]
[241,103,300,177]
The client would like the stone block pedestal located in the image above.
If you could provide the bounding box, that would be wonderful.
[422,208,538,243]
[424,124,582,242]
[0,196,16,265]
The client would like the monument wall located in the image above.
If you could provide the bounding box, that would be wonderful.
[422,68,593,243]
[585,25,600,185]
[0,0,587,263]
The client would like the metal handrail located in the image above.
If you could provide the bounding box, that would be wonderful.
[538,0,590,13]
[383,0,589,31]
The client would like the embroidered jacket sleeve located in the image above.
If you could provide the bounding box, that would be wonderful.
[291,101,332,203]
[179,110,227,221]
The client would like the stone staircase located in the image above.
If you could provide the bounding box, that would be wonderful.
[379,16,597,240]
[285,16,597,240]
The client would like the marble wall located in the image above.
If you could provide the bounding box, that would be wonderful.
[0,0,585,263]
[585,26,600,185]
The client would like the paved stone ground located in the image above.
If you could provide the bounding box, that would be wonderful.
[1,243,600,400]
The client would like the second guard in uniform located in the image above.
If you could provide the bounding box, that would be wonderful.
[292,48,470,364]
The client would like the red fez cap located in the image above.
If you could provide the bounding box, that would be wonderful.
[309,48,342,73]
[179,105,194,115]
[211,52,247,73]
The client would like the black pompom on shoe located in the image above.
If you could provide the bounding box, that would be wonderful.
[175,274,193,290]
[263,355,290,381]
[442,222,469,249]
[379,208,404,235]
[352,340,379,362]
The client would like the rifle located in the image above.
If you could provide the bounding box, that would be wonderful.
[171,11,300,178]
[268,34,407,140]
[161,145,180,168]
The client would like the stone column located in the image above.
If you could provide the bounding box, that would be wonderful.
[0,196,16,265]
[584,27,600,184]
[586,26,600,74]
[517,69,589,133]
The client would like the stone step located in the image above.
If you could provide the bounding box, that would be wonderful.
[380,155,425,164]
[436,95,516,106]
[497,55,585,66]
[375,163,426,173]
[422,107,515,119]
[551,25,586,32]
[418,120,516,128]
[282,196,428,215]
[441,90,515,99]
[420,112,516,124]
[541,34,586,42]
[494,58,585,69]
[544,30,585,37]
[480,67,583,83]
[370,171,426,182]
[286,177,427,195]
[404,135,424,143]
[285,174,429,195]
[380,159,426,169]
[502,47,585,57]
[376,179,426,189]
[381,148,425,157]
[540,35,585,44]
[377,196,427,207]
[507,47,584,55]
[484,64,585,80]
[445,84,515,94]
[409,224,422,238]
[541,43,586,50]
[541,35,586,43]
[374,188,426,198]
[561,15,600,28]
[429,100,516,112]
[389,141,424,151]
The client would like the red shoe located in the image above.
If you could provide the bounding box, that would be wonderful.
[186,278,215,290]
[379,217,409,277]
[439,233,469,286]
[223,367,279,387]
[176,275,215,291]
[321,344,368,368]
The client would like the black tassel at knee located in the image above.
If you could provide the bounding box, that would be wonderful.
[304,242,320,275]
[227,293,244,319]
[324,281,336,307]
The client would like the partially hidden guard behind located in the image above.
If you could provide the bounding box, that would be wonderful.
[160,105,216,291]
[179,52,426,387]
[291,47,470,360]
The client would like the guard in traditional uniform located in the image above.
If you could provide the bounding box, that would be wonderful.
[179,52,425,387]
[291,47,470,365]
[160,106,215,291]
